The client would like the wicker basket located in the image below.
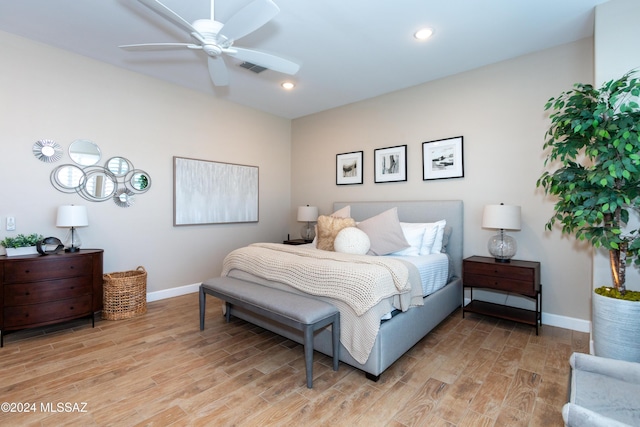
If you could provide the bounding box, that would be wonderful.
[102,266,147,320]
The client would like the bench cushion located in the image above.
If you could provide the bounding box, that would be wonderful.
[201,277,338,324]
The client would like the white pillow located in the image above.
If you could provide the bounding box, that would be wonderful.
[418,220,447,255]
[334,227,371,255]
[390,222,426,256]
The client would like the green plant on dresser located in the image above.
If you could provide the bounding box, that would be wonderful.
[1,233,43,249]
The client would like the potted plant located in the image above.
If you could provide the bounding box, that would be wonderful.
[537,70,640,361]
[1,233,44,257]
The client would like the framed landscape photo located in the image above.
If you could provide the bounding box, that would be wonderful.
[422,136,464,180]
[374,145,407,183]
[336,151,363,185]
[173,156,259,225]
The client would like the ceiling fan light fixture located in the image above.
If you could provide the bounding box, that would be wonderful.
[281,81,295,90]
[414,27,434,41]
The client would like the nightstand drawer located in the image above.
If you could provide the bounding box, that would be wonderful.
[463,261,535,282]
[4,295,92,327]
[4,277,92,306]
[464,273,535,295]
[4,256,92,283]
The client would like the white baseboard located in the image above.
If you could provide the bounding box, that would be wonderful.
[146,282,200,302]
[542,312,591,333]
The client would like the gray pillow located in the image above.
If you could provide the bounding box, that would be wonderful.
[357,208,410,255]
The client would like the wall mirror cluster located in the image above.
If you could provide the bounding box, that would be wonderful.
[34,139,151,208]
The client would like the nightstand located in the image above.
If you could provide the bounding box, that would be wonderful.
[283,239,311,245]
[462,255,541,334]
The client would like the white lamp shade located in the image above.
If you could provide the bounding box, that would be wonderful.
[297,206,319,222]
[56,205,89,227]
[482,204,521,230]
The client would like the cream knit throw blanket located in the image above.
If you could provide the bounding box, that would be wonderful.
[222,242,412,316]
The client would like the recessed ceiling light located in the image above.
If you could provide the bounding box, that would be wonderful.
[281,81,295,90]
[414,27,434,41]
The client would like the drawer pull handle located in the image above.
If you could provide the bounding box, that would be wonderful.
[70,306,74,310]
[24,270,30,274]
[24,292,30,296]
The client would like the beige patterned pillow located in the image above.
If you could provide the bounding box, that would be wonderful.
[316,215,356,251]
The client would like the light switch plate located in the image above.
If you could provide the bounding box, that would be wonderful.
[6,217,15,231]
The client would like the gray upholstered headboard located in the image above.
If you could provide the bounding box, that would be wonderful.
[333,200,464,278]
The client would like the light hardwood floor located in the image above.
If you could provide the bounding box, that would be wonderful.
[0,293,588,426]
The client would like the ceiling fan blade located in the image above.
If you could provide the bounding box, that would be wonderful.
[208,56,229,86]
[219,0,279,42]
[225,47,300,75]
[119,43,201,51]
[137,0,199,35]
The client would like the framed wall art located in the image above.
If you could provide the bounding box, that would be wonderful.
[374,145,407,183]
[422,136,464,181]
[336,151,363,185]
[173,156,259,225]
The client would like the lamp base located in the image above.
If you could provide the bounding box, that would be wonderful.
[65,246,81,253]
[487,232,517,262]
[300,222,315,242]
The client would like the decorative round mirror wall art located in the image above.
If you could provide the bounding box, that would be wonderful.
[33,139,63,163]
[39,139,151,207]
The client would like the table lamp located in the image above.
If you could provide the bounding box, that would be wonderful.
[297,205,318,242]
[482,203,521,262]
[56,205,88,252]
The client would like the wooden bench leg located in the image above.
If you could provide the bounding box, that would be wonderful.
[303,325,314,388]
[225,302,232,323]
[199,285,206,330]
[332,314,340,371]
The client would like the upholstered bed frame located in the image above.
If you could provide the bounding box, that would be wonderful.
[227,200,463,380]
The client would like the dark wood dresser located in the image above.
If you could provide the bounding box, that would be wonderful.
[0,249,103,346]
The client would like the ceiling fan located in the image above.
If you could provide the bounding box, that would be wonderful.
[120,0,300,86]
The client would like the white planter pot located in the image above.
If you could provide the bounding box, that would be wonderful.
[592,291,640,362]
[5,246,39,257]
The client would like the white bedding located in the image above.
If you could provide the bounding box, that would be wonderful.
[387,253,449,296]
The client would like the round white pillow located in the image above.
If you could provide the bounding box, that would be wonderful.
[333,227,371,255]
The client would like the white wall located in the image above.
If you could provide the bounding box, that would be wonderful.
[0,31,292,294]
[291,39,595,329]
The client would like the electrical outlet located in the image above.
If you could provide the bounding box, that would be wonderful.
[6,217,15,231]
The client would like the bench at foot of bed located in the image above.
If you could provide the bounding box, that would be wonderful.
[199,276,340,388]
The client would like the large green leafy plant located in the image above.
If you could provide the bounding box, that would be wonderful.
[537,71,640,298]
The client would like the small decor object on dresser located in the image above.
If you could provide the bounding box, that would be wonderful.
[1,233,43,257]
[103,266,147,320]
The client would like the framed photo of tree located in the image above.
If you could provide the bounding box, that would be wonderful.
[374,145,407,183]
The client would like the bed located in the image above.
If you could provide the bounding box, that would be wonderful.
[221,200,463,380]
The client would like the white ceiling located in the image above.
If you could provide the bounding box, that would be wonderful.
[0,0,607,119]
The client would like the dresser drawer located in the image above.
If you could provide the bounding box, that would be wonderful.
[4,295,92,328]
[4,277,92,306]
[3,256,92,283]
